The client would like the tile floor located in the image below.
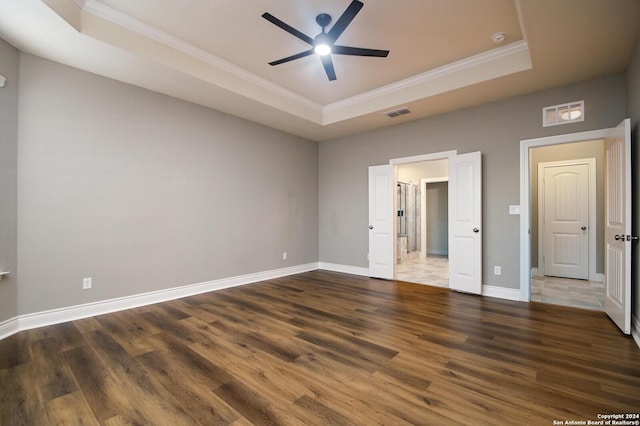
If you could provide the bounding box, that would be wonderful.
[397,257,604,312]
[396,255,449,288]
[531,275,605,311]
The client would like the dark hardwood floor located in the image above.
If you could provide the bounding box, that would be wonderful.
[1,270,639,425]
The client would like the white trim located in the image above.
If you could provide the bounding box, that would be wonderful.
[482,285,522,301]
[77,1,531,127]
[79,0,321,113]
[328,41,529,110]
[0,317,20,341]
[632,316,640,350]
[0,263,318,340]
[531,267,540,278]
[390,151,457,166]
[323,40,531,124]
[537,158,597,281]
[318,262,370,277]
[519,128,611,302]
[594,273,604,283]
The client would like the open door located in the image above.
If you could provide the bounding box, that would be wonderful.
[449,152,482,294]
[604,119,633,334]
[368,165,394,279]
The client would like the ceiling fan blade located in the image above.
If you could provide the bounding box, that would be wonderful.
[332,45,389,57]
[327,0,364,43]
[262,13,314,45]
[268,49,314,66]
[320,55,337,81]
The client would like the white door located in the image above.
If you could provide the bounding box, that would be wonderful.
[542,163,590,279]
[368,165,394,279]
[449,152,482,294]
[604,119,632,334]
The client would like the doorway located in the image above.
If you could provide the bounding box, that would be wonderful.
[521,121,633,335]
[521,131,606,300]
[369,149,482,294]
[396,160,449,287]
[529,141,604,310]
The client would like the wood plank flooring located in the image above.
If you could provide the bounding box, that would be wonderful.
[1,270,639,425]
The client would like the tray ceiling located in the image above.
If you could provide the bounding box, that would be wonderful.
[0,0,638,141]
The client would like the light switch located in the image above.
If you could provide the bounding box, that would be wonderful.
[509,205,521,215]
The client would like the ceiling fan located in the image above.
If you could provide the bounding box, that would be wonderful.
[262,0,389,81]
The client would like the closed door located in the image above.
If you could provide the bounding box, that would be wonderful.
[542,163,590,279]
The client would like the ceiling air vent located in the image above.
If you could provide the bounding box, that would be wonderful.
[385,107,411,118]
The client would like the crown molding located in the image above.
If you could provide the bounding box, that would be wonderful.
[79,0,322,114]
[74,1,531,127]
[323,40,531,123]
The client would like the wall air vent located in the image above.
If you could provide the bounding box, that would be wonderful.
[543,100,584,127]
[385,107,411,118]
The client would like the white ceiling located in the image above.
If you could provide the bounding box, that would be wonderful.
[0,0,639,141]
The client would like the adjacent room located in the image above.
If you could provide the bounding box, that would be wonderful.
[1,0,640,424]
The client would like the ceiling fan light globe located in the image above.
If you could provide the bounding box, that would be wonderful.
[314,44,331,55]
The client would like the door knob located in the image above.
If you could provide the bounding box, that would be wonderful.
[473,228,480,233]
[581,226,587,231]
[614,234,624,241]
[368,225,374,230]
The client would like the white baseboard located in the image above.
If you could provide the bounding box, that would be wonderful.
[0,262,319,341]
[482,285,522,301]
[531,267,540,278]
[0,261,613,342]
[593,273,604,283]
[0,317,20,341]
[317,262,370,277]
[632,316,640,350]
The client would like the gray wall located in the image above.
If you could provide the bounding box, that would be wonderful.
[319,74,627,289]
[627,34,640,329]
[17,54,318,315]
[0,39,19,322]
[425,182,448,255]
[530,140,605,273]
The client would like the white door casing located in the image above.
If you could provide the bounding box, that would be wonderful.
[520,128,613,303]
[540,160,593,280]
[368,164,394,279]
[604,119,632,335]
[449,151,482,294]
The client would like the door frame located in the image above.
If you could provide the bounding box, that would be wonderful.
[520,128,610,302]
[537,158,597,281]
[420,176,449,258]
[390,151,457,279]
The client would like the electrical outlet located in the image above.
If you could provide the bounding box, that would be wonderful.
[282,252,287,260]
[494,266,501,276]
[83,277,92,289]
